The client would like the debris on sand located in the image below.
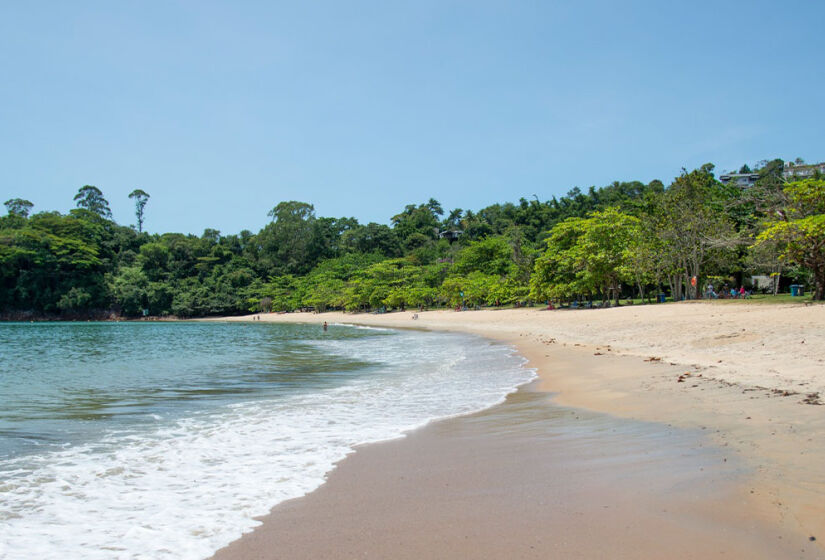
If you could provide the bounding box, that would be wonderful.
[802,392,822,405]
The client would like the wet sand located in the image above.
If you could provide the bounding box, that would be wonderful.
[208,303,825,558]
[210,386,811,559]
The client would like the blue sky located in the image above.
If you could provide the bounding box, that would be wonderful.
[2,1,823,234]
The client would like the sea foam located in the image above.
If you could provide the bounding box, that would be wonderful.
[0,326,534,559]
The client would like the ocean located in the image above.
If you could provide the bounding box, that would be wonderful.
[0,321,534,559]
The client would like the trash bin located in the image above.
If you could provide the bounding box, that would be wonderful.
[657,293,666,303]
[790,284,804,297]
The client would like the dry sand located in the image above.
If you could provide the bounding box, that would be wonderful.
[208,302,825,558]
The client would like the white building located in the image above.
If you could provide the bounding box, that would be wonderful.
[783,161,825,179]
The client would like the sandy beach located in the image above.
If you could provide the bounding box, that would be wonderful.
[208,302,825,558]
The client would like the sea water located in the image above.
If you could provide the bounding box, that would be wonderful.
[0,321,534,559]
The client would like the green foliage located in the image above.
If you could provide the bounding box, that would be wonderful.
[0,211,107,312]
[648,164,737,299]
[109,266,149,315]
[73,185,112,219]
[531,207,643,303]
[391,200,441,252]
[129,189,150,233]
[256,201,357,276]
[530,216,589,301]
[4,198,34,218]
[782,178,825,214]
[57,287,92,311]
[340,222,401,256]
[453,236,514,276]
[3,160,820,317]
[755,179,825,300]
[441,272,521,307]
[578,208,640,302]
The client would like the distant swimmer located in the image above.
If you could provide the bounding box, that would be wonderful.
[323,321,328,332]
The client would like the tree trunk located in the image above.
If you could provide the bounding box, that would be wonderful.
[670,275,681,301]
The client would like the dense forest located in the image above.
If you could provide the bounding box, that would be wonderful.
[2,158,824,319]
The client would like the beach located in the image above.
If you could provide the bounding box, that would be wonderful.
[209,302,825,558]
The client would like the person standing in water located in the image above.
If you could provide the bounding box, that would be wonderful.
[323,321,328,332]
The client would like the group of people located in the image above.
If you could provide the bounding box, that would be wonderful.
[705,283,749,299]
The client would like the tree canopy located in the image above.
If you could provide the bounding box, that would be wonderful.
[755,179,825,300]
[1,163,822,319]
[73,185,112,219]
[4,198,34,218]
[128,189,150,233]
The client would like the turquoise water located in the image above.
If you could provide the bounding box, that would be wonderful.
[0,322,379,459]
[0,321,533,559]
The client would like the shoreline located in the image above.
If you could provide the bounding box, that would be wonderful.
[206,303,825,558]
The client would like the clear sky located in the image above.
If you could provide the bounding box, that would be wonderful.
[2,1,823,235]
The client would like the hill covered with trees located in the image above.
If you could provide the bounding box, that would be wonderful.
[2,158,823,318]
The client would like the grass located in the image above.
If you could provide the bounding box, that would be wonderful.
[448,292,821,312]
[596,293,819,307]
[712,293,817,305]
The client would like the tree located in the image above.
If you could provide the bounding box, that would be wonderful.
[744,236,784,295]
[0,211,106,312]
[739,164,752,174]
[259,201,318,275]
[426,198,444,217]
[128,189,150,233]
[530,208,639,305]
[137,242,171,281]
[441,272,499,307]
[751,158,787,206]
[454,236,514,276]
[257,275,301,312]
[109,266,149,315]
[57,287,92,312]
[530,216,588,302]
[4,198,33,218]
[444,208,463,229]
[755,179,825,300]
[391,201,442,251]
[623,218,671,301]
[73,185,112,218]
[340,222,401,257]
[653,165,736,299]
[577,208,640,305]
[268,200,315,224]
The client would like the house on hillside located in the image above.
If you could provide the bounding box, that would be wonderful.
[438,230,463,242]
[719,172,760,188]
[783,161,825,179]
